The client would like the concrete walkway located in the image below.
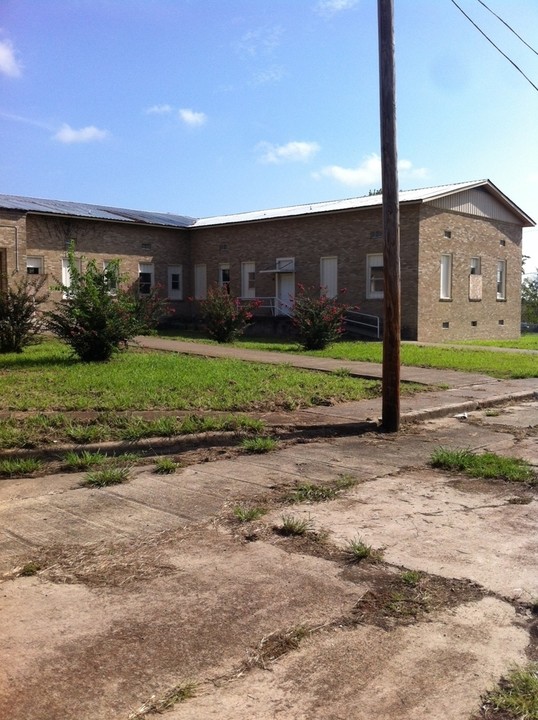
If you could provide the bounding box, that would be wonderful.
[136,336,537,424]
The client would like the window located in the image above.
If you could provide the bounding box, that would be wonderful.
[138,263,154,295]
[167,265,183,300]
[442,321,449,329]
[470,257,481,275]
[26,256,43,275]
[469,257,482,301]
[320,257,338,299]
[61,256,81,297]
[366,254,384,299]
[194,263,207,300]
[496,260,506,300]
[440,254,452,300]
[241,262,256,298]
[218,263,230,293]
[444,230,452,239]
[103,260,118,293]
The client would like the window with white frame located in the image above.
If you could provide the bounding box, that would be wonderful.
[218,263,230,293]
[366,254,384,299]
[469,257,482,301]
[241,262,256,298]
[103,260,119,293]
[320,256,338,299]
[26,256,43,275]
[167,265,183,300]
[138,263,154,296]
[496,260,506,300]
[440,254,452,300]
[61,256,81,297]
[470,257,481,275]
[194,263,207,300]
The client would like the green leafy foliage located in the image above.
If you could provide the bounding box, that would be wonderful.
[0,274,48,353]
[199,285,258,343]
[292,284,349,350]
[46,248,168,362]
[522,270,538,324]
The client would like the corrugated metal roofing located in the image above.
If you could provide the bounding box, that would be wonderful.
[0,194,196,228]
[0,180,534,230]
[193,180,535,228]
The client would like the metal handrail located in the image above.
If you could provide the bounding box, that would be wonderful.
[345,310,381,339]
[239,296,294,317]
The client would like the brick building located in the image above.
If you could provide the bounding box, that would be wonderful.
[0,179,534,342]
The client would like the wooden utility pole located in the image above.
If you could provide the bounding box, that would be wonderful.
[378,0,401,432]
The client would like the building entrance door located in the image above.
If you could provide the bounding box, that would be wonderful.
[276,272,294,315]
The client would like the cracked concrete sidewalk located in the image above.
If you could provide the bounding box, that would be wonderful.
[0,401,537,720]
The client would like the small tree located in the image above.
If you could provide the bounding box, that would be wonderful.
[0,274,48,353]
[46,250,141,362]
[522,271,538,325]
[292,284,349,350]
[199,285,257,343]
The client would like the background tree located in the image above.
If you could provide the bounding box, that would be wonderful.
[521,271,538,325]
[0,274,48,353]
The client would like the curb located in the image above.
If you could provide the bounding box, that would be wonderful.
[401,389,538,423]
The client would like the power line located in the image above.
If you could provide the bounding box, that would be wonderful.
[475,0,538,57]
[450,0,538,93]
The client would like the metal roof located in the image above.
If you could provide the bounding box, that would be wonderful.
[0,194,196,228]
[193,180,535,228]
[0,180,534,230]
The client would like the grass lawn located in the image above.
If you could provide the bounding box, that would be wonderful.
[0,340,390,413]
[159,330,538,379]
[457,334,538,350]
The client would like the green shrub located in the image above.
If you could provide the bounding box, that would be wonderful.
[0,274,48,353]
[292,284,349,350]
[46,247,170,362]
[199,285,258,343]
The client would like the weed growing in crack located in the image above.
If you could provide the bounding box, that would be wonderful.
[287,483,338,503]
[483,663,538,720]
[19,561,41,576]
[233,506,268,522]
[154,457,180,474]
[63,450,109,471]
[245,627,310,670]
[345,536,383,563]
[241,436,277,454]
[81,467,130,488]
[401,570,422,587]
[431,447,535,484]
[0,457,43,477]
[277,514,314,536]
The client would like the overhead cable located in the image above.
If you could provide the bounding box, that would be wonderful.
[475,0,538,57]
[450,0,538,93]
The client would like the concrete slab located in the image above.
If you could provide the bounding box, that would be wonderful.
[275,467,538,599]
[168,598,527,720]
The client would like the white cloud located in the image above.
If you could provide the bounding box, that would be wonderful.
[249,65,285,87]
[235,26,283,58]
[258,140,320,164]
[314,153,427,186]
[0,38,22,77]
[54,123,109,144]
[179,108,207,127]
[146,104,172,115]
[315,0,359,17]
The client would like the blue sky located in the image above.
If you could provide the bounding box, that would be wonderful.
[1,0,538,273]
